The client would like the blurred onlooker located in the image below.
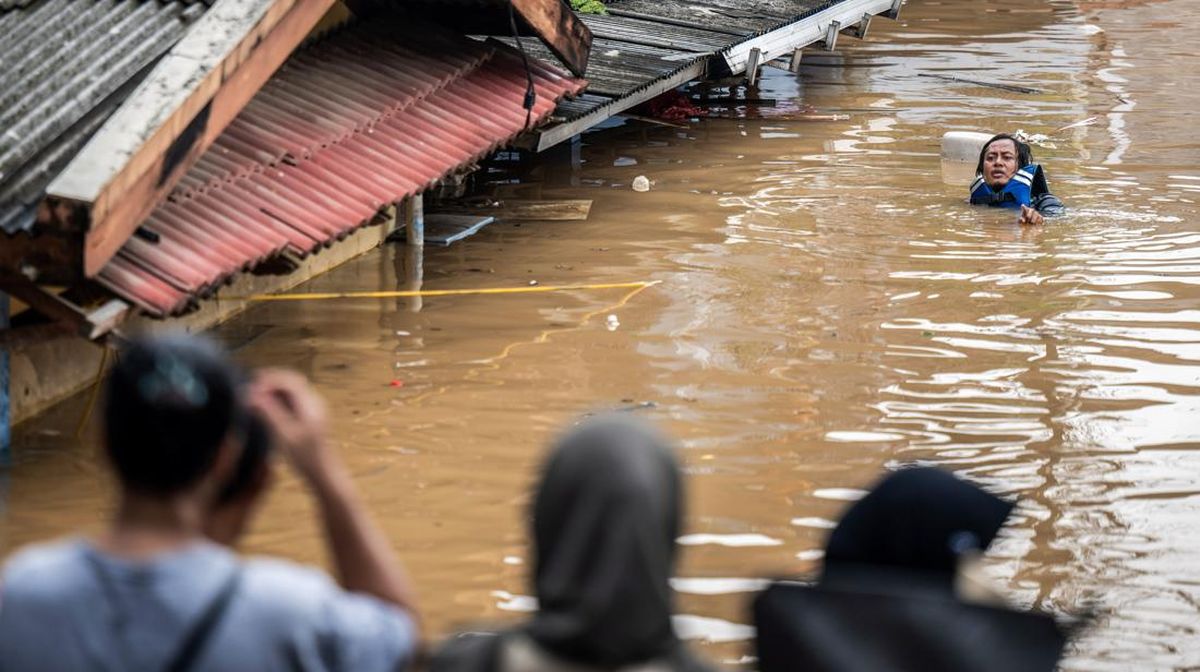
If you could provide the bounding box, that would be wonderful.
[820,465,1014,594]
[0,333,420,671]
[431,415,720,672]
[754,467,1071,672]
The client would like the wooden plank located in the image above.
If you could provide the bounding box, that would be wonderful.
[0,275,130,340]
[439,200,592,222]
[46,0,337,278]
[513,0,592,77]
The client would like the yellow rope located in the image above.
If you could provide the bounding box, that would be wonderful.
[228,281,660,303]
[75,346,112,439]
[357,280,658,414]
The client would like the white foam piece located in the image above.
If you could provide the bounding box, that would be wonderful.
[492,591,538,613]
[677,533,784,547]
[672,615,756,643]
[791,517,837,529]
[670,577,772,595]
[813,488,869,501]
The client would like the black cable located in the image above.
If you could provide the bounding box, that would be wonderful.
[508,1,536,129]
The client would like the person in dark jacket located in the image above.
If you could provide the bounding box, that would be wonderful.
[754,467,1071,672]
[821,466,1013,587]
[970,133,1066,225]
[431,415,720,672]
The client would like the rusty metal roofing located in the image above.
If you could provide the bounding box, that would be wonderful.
[96,23,584,316]
[0,0,210,234]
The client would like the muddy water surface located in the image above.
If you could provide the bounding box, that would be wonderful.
[5,0,1200,668]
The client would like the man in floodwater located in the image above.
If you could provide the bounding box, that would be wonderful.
[0,333,421,671]
[970,133,1065,225]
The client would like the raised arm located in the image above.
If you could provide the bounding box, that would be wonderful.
[248,370,420,622]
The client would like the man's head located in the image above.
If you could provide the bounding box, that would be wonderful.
[104,333,245,498]
[976,134,1033,189]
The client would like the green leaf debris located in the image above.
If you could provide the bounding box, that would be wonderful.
[571,0,608,15]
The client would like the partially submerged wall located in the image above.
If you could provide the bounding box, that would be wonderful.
[8,210,395,425]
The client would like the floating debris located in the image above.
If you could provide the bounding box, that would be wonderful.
[570,0,607,15]
[918,73,1045,95]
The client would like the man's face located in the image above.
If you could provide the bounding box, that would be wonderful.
[983,139,1020,188]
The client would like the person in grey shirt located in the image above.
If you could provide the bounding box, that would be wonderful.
[0,334,421,672]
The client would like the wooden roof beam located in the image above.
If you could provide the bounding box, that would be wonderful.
[45,0,338,278]
[512,0,591,77]
[0,273,129,341]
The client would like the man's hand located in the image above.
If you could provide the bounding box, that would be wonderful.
[1018,204,1044,226]
[247,369,338,485]
[247,369,419,618]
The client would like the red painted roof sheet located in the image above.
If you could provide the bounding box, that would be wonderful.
[98,23,584,316]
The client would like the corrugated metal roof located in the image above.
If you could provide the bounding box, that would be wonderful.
[504,35,704,107]
[97,23,584,316]
[494,0,754,124]
[526,0,856,140]
[170,26,494,199]
[580,13,738,53]
[610,0,826,35]
[0,0,208,234]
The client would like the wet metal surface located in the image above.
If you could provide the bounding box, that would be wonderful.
[5,0,1200,668]
[0,0,205,233]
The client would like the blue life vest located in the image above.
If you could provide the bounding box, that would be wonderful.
[970,164,1043,209]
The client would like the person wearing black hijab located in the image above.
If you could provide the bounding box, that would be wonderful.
[431,415,719,672]
[754,467,1072,672]
[821,466,1014,587]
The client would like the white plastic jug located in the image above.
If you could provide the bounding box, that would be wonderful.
[941,131,994,164]
[941,131,994,185]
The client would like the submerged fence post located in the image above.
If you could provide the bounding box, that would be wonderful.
[824,21,841,51]
[746,48,762,86]
[1,292,9,460]
[789,48,804,73]
[404,194,425,313]
[570,134,582,187]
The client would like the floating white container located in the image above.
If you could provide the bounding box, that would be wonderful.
[941,131,995,164]
[941,131,995,185]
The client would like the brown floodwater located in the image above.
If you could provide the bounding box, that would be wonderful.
[5,0,1200,668]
